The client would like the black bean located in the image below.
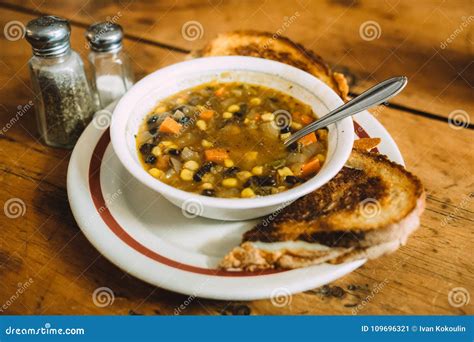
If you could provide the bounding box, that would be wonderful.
[223,166,240,176]
[149,128,157,135]
[193,171,203,182]
[139,143,155,155]
[202,189,215,197]
[201,162,215,172]
[269,97,279,103]
[287,142,299,152]
[234,103,248,117]
[284,176,303,185]
[147,115,158,125]
[280,126,291,133]
[244,176,276,188]
[168,148,180,156]
[145,155,157,164]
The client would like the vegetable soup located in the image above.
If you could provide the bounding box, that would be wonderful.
[136,82,328,198]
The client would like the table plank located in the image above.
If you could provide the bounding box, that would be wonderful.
[0,5,472,315]
[1,0,472,121]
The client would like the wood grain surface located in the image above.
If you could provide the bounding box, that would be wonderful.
[0,0,472,316]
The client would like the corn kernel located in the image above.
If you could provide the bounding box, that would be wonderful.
[250,97,262,106]
[261,112,275,122]
[222,112,233,119]
[222,178,238,188]
[244,151,258,161]
[201,182,213,190]
[196,119,207,130]
[227,104,240,113]
[180,169,194,181]
[201,139,213,148]
[224,159,234,167]
[244,118,250,125]
[160,141,173,147]
[151,146,162,157]
[183,160,200,171]
[202,173,214,183]
[148,168,164,179]
[241,187,256,198]
[280,132,291,141]
[154,106,167,114]
[316,154,326,163]
[252,166,263,175]
[291,122,303,130]
[277,167,294,177]
[236,171,252,181]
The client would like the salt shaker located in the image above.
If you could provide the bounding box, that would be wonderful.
[25,16,95,149]
[85,22,134,108]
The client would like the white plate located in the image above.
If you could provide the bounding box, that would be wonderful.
[67,105,404,301]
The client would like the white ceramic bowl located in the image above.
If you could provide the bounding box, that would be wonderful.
[110,56,354,221]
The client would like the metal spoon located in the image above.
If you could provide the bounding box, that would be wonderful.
[284,76,408,146]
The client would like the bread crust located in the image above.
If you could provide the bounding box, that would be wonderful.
[193,30,349,100]
[219,151,425,271]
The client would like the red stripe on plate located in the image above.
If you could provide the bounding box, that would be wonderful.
[88,122,371,277]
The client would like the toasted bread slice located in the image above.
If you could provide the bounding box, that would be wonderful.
[220,150,425,271]
[193,30,349,100]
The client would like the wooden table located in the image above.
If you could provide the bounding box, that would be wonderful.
[0,0,472,315]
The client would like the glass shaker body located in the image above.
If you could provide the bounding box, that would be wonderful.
[28,49,95,148]
[88,49,133,108]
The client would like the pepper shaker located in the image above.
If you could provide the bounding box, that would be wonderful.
[25,16,95,149]
[85,22,134,108]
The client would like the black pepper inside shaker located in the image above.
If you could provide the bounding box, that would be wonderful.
[26,16,95,149]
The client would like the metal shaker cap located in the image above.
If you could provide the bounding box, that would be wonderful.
[26,16,71,57]
[85,22,123,52]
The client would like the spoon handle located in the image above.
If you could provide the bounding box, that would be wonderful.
[284,76,408,146]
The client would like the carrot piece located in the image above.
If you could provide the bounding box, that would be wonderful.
[159,117,182,134]
[204,148,229,163]
[299,132,318,146]
[215,87,225,97]
[301,158,321,177]
[199,109,214,120]
[156,155,170,170]
[300,114,314,125]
